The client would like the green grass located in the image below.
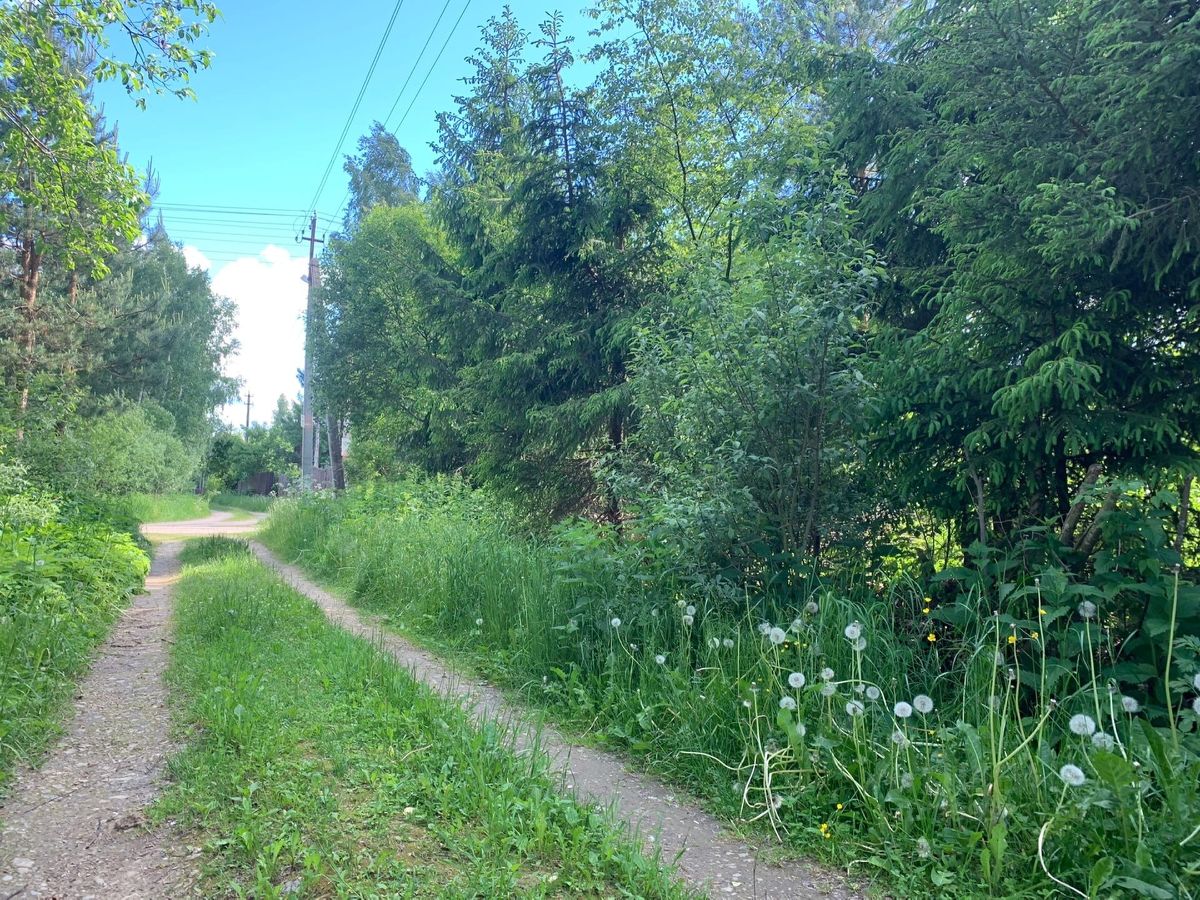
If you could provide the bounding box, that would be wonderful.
[261,484,1200,899]
[210,492,274,514]
[119,492,209,523]
[159,540,691,899]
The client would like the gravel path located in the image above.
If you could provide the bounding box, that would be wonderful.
[0,542,191,900]
[252,541,864,900]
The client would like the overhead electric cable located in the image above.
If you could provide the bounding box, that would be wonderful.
[306,0,407,216]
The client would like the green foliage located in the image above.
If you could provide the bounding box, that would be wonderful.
[118,492,208,524]
[205,423,295,493]
[264,483,1200,897]
[178,536,251,566]
[210,493,273,514]
[0,458,148,792]
[159,548,692,898]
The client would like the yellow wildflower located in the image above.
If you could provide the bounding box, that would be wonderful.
[926,632,937,643]
[1007,635,1017,645]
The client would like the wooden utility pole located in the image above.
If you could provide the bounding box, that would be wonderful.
[244,393,252,430]
[298,214,324,489]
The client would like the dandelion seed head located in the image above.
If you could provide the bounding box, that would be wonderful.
[894,701,913,719]
[1121,696,1140,714]
[682,614,694,626]
[900,773,914,789]
[651,609,659,617]
[821,682,837,698]
[844,621,863,641]
[771,794,784,810]
[758,622,771,635]
[790,617,803,631]
[780,696,797,711]
[805,601,819,615]
[769,627,787,645]
[866,685,881,701]
[1069,714,1097,736]
[475,617,483,626]
[788,671,807,689]
[820,667,835,681]
[610,617,622,628]
[710,637,720,648]
[851,637,867,652]
[854,682,866,694]
[685,604,696,616]
[654,654,666,665]
[722,638,735,649]
[845,700,865,717]
[891,729,909,747]
[794,722,807,738]
[916,837,932,859]
[676,600,686,609]
[913,694,934,714]
[1059,764,1086,787]
[1091,732,1115,751]
[1077,600,1097,619]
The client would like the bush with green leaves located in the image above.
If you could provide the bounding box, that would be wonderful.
[264,482,1200,897]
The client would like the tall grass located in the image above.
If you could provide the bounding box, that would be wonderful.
[118,492,209,523]
[160,542,691,898]
[263,481,1200,897]
[210,492,273,513]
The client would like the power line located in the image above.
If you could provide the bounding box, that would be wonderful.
[330,0,474,228]
[306,0,407,215]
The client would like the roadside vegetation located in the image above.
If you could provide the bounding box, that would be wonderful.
[210,493,274,514]
[120,493,210,524]
[265,483,1200,897]
[160,538,689,898]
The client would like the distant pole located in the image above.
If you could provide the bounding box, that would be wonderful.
[244,393,251,430]
[299,214,324,489]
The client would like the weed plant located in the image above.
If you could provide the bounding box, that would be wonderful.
[160,544,691,898]
[210,492,274,514]
[118,492,210,523]
[263,481,1200,897]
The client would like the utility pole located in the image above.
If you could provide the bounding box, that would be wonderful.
[298,214,324,489]
[244,393,252,430]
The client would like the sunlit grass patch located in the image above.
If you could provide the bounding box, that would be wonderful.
[159,543,689,898]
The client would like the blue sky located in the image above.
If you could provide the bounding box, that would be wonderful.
[95,1,596,425]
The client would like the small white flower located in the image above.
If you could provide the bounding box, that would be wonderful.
[845,700,865,717]
[1091,732,1115,751]
[805,601,819,615]
[1069,714,1097,736]
[769,627,786,645]
[722,638,735,649]
[913,694,934,714]
[894,701,913,719]
[866,685,881,701]
[788,672,807,689]
[654,654,666,665]
[1059,764,1086,787]
[610,617,621,628]
[844,621,863,641]
[820,667,835,681]
[682,614,694,626]
[758,622,771,635]
[630,643,639,652]
[820,682,837,698]
[1121,696,1140,714]
[475,617,483,626]
[916,836,932,859]
[1077,600,1097,619]
[685,604,696,616]
[780,696,797,711]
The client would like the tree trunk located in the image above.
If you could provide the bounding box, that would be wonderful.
[326,412,345,491]
[15,241,42,441]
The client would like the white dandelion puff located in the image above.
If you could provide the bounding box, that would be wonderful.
[1059,764,1086,787]
[685,604,696,616]
[758,622,771,635]
[650,609,659,617]
[682,614,694,627]
[710,637,720,649]
[820,667,835,681]
[722,638,735,649]
[769,627,787,645]
[851,637,867,652]
[913,694,934,714]
[676,599,686,609]
[794,722,807,738]
[894,701,913,719]
[805,601,819,615]
[654,654,666,665]
[845,700,865,717]
[780,696,797,711]
[1077,600,1097,619]
[1121,696,1140,714]
[844,621,863,641]
[916,837,932,859]
[611,617,622,628]
[1069,714,1097,736]
[788,672,807,689]
[821,682,837,698]
[854,682,866,694]
[790,617,803,631]
[891,729,909,747]
[866,685,881,701]
[900,772,914,789]
[1091,732,1115,751]
[475,617,483,626]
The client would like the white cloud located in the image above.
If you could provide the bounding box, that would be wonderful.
[182,244,212,271]
[211,245,309,427]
